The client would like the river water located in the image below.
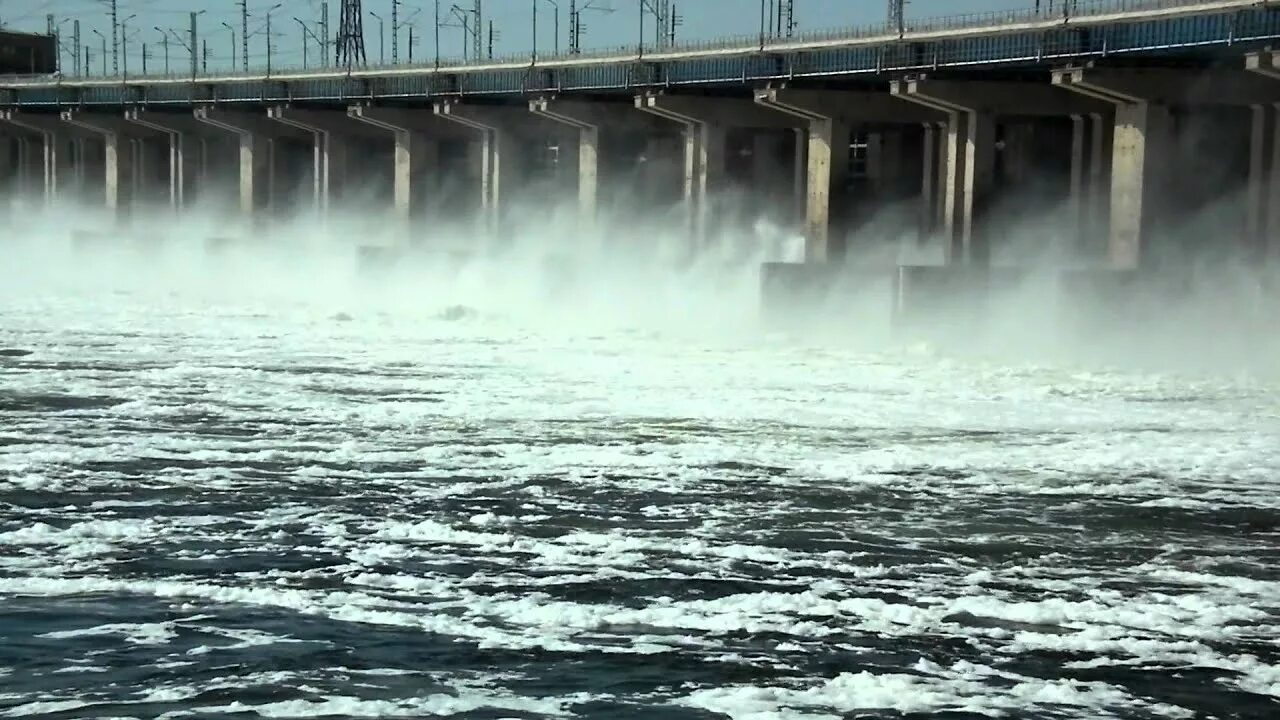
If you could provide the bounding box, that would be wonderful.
[0,230,1278,719]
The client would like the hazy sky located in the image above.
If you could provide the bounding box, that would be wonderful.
[1,0,1042,73]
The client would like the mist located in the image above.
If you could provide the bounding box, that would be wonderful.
[2,178,1278,383]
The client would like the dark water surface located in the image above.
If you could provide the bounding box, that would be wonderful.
[1,284,1278,719]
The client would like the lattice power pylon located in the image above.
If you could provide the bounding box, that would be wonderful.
[337,0,367,68]
[888,0,904,34]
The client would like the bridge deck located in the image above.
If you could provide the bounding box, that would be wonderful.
[1,0,1276,107]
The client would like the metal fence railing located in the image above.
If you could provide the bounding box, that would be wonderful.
[0,0,1253,87]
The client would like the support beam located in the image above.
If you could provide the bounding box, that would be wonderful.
[125,109,207,210]
[635,92,738,245]
[269,106,383,215]
[195,107,303,221]
[755,86,939,262]
[0,110,90,206]
[891,79,998,265]
[1245,51,1280,265]
[529,97,646,238]
[434,99,548,238]
[348,105,456,237]
[60,110,161,220]
[1053,67,1182,270]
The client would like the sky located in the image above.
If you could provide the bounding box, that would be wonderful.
[0,0,1042,74]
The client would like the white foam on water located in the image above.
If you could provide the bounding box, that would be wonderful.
[2,206,1278,717]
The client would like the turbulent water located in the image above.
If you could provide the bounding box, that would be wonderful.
[1,226,1279,719]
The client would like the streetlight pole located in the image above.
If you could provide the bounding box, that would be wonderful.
[370,11,385,64]
[266,4,283,76]
[155,27,169,74]
[295,18,310,68]
[92,29,107,76]
[221,22,236,72]
[121,13,136,78]
[543,0,559,56]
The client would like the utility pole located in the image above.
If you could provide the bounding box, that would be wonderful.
[190,11,201,79]
[110,0,119,75]
[568,0,612,55]
[488,19,496,59]
[472,0,483,61]
[391,0,399,64]
[141,42,148,74]
[321,3,331,67]
[203,40,208,71]
[239,0,249,72]
[74,20,82,77]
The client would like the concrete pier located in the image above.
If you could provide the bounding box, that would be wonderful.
[892,77,1105,265]
[637,92,799,246]
[60,110,165,219]
[194,107,307,222]
[754,87,936,263]
[347,104,448,237]
[268,106,382,216]
[0,0,1275,334]
[434,99,546,237]
[0,109,92,206]
[124,109,208,211]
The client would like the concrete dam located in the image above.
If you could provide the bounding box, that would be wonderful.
[3,0,1280,331]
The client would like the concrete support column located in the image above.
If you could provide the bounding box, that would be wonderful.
[61,111,160,220]
[435,99,547,238]
[868,130,906,198]
[803,116,851,262]
[348,104,449,237]
[636,93,735,245]
[894,83,996,264]
[1,110,86,207]
[0,135,12,200]
[1109,103,1172,269]
[1069,114,1089,249]
[196,107,304,222]
[104,133,134,216]
[126,109,208,210]
[1242,101,1280,266]
[1002,123,1035,184]
[755,87,939,262]
[527,97,659,240]
[269,106,369,216]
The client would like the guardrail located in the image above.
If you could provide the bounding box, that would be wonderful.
[0,0,1260,87]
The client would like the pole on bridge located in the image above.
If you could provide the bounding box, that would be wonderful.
[110,0,119,76]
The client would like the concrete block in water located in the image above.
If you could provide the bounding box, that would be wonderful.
[204,236,238,254]
[892,265,1030,338]
[356,245,404,275]
[70,229,111,249]
[760,262,839,326]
